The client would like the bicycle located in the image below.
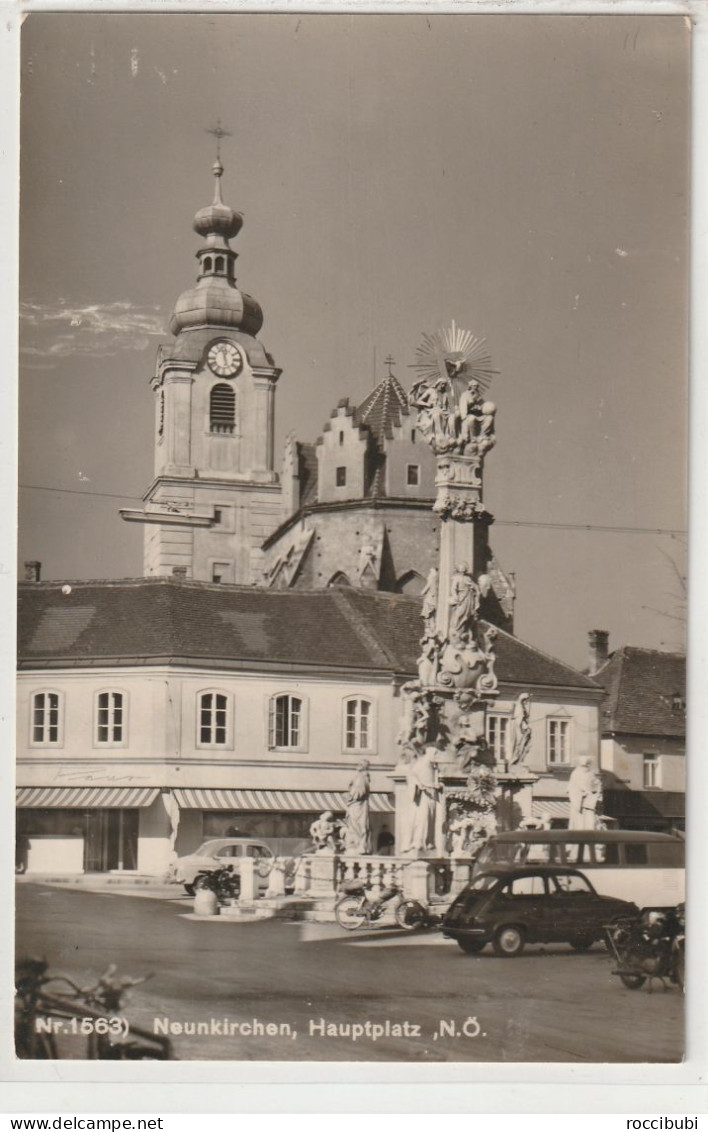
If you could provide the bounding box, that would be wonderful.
[15,957,173,1060]
[334,879,429,932]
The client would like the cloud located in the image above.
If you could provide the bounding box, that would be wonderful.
[20,300,165,366]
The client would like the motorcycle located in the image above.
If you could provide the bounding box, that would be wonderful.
[335,879,429,932]
[605,903,685,992]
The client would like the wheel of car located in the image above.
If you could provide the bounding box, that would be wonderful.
[183,883,195,896]
[568,937,595,952]
[492,924,525,957]
[335,895,367,931]
[457,938,487,955]
[395,899,427,932]
[619,973,647,990]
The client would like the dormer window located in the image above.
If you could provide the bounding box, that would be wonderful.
[671,693,685,713]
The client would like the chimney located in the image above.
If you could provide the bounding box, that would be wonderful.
[24,561,41,583]
[588,629,609,674]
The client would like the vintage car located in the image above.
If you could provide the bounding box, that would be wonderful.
[442,865,639,957]
[165,838,275,895]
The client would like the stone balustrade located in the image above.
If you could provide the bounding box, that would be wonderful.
[285,852,474,905]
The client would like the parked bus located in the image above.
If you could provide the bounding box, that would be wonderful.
[473,830,684,907]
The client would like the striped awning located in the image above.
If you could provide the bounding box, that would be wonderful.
[16,786,160,809]
[532,799,570,820]
[172,787,394,814]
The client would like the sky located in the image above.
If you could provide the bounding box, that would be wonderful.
[17,12,689,671]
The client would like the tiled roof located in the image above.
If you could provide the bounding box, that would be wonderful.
[593,646,686,737]
[18,578,598,691]
[354,374,410,442]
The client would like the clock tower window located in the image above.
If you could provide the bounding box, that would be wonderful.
[209,384,236,434]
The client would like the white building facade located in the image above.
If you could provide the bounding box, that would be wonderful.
[17,578,603,876]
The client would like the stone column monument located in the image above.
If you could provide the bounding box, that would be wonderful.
[392,322,503,861]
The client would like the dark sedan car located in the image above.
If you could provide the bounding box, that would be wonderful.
[442,866,638,957]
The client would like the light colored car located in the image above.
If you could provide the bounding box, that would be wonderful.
[166,838,274,895]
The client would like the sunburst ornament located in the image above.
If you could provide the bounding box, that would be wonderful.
[412,321,499,400]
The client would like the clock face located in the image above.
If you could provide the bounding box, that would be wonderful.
[208,341,242,377]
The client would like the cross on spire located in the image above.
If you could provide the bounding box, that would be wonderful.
[384,354,395,378]
[205,119,232,161]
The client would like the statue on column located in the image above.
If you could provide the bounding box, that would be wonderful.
[448,563,480,644]
[343,761,372,854]
[509,692,532,767]
[405,747,440,854]
[457,379,484,452]
[568,757,603,830]
[418,632,442,687]
[420,566,439,632]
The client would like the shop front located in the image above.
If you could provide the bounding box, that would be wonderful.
[15,786,159,874]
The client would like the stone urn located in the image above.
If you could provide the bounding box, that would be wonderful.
[193,887,219,917]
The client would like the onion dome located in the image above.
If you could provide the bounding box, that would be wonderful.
[169,159,263,337]
[192,159,243,241]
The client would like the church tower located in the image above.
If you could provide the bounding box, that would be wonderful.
[121,155,282,584]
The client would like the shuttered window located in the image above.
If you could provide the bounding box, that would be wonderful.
[268,694,303,749]
[209,384,236,434]
[344,699,372,751]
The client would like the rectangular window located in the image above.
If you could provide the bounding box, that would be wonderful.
[486,714,509,762]
[336,466,347,487]
[406,464,420,486]
[214,508,223,525]
[270,694,303,749]
[211,562,231,584]
[547,719,570,765]
[643,753,660,788]
[199,692,229,746]
[344,699,372,751]
[32,692,60,745]
[96,691,124,745]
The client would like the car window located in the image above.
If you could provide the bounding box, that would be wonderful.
[247,845,271,858]
[470,874,498,892]
[625,844,648,866]
[552,873,593,895]
[216,845,242,858]
[503,875,547,898]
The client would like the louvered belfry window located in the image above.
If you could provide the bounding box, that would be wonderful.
[209,384,236,434]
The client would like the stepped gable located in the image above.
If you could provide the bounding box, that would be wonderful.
[594,646,686,737]
[18,579,593,691]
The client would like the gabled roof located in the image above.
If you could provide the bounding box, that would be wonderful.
[17,578,598,692]
[593,646,686,737]
[354,374,411,442]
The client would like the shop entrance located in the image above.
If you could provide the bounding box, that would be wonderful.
[83,809,139,872]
